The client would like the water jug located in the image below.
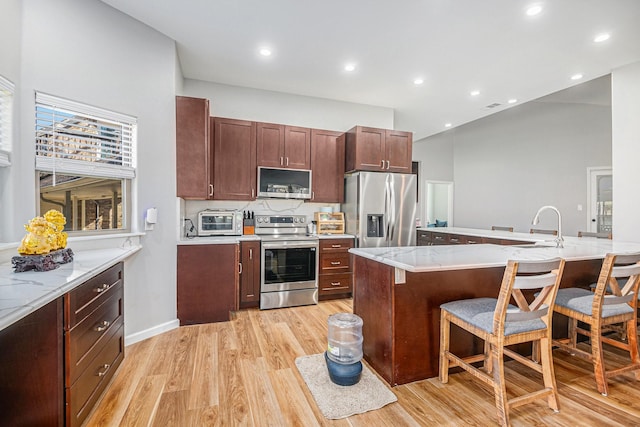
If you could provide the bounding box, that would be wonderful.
[327,313,363,364]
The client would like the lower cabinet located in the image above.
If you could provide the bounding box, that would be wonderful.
[177,244,239,324]
[240,240,261,308]
[64,262,124,427]
[318,238,354,300]
[417,230,533,246]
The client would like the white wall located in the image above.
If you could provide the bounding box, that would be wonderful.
[182,79,394,132]
[13,0,180,340]
[612,61,640,242]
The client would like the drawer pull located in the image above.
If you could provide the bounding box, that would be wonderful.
[330,261,341,266]
[97,364,111,377]
[467,240,478,244]
[94,320,111,332]
[331,282,342,286]
[94,284,110,293]
[331,244,342,248]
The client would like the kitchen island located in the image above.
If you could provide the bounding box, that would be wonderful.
[350,232,640,386]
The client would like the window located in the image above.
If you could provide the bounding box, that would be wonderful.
[0,74,14,167]
[35,92,136,233]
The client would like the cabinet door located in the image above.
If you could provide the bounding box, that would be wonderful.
[213,117,257,200]
[385,129,413,173]
[177,244,239,325]
[240,241,260,307]
[256,122,285,167]
[345,126,386,172]
[310,129,344,203]
[284,126,311,169]
[176,96,212,199]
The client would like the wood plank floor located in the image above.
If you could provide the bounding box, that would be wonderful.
[87,299,640,426]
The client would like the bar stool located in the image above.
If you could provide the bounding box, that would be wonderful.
[577,231,612,239]
[552,252,640,396]
[530,228,558,236]
[492,226,514,232]
[439,258,565,426]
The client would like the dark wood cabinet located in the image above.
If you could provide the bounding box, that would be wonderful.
[176,96,212,199]
[345,126,413,173]
[417,230,431,246]
[64,262,124,427]
[0,298,64,426]
[318,238,354,300]
[240,240,261,308]
[417,230,533,246]
[310,129,345,203]
[257,122,311,169]
[177,244,239,324]
[213,117,257,200]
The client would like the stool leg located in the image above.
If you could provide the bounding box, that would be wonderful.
[625,318,640,380]
[439,311,451,383]
[568,317,578,355]
[591,320,609,396]
[491,344,509,427]
[540,336,560,411]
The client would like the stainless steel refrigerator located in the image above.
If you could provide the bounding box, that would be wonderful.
[342,172,417,248]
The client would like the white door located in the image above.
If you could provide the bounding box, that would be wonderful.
[587,167,612,233]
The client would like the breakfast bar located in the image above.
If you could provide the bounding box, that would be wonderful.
[350,233,640,386]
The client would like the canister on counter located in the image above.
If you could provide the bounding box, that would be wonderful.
[243,211,255,235]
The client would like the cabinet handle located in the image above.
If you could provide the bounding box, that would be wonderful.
[450,238,459,242]
[280,156,284,166]
[286,157,289,166]
[386,160,390,170]
[97,364,111,377]
[209,184,214,197]
[94,320,111,332]
[249,248,253,260]
[330,261,341,266]
[312,191,314,200]
[380,160,385,169]
[239,263,243,274]
[331,281,342,286]
[467,240,478,244]
[94,284,109,293]
[331,244,342,248]
[251,188,254,198]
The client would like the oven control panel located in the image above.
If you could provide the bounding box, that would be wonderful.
[255,215,306,225]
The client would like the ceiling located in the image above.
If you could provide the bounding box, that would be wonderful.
[100,0,640,140]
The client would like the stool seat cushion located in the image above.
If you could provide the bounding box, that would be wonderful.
[441,297,546,336]
[555,287,634,317]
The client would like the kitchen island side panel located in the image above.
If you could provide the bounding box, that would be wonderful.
[353,255,394,384]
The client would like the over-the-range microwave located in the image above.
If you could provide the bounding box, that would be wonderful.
[257,166,312,200]
[197,210,243,236]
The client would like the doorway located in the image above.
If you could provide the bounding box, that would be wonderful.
[424,181,453,227]
[587,167,612,233]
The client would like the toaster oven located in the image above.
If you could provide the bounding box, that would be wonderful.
[197,210,243,236]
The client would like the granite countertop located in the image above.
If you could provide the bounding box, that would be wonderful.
[350,229,640,273]
[0,244,141,332]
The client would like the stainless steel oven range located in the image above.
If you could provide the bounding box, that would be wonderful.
[255,214,318,310]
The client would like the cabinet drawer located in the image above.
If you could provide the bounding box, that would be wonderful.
[319,239,354,252]
[67,281,123,385]
[461,235,482,245]
[66,263,123,329]
[319,273,353,294]
[67,324,124,427]
[320,252,352,272]
[430,232,448,245]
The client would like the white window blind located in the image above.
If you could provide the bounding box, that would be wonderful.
[35,92,136,179]
[0,75,14,167]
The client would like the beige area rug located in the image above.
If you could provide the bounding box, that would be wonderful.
[295,353,398,419]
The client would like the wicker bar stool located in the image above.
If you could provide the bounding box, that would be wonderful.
[552,252,640,396]
[439,258,565,426]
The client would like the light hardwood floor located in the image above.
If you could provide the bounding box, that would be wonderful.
[87,299,640,426]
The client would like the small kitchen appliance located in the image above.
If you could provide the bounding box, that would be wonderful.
[197,210,243,236]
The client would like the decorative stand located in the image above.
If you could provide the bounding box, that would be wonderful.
[12,248,74,273]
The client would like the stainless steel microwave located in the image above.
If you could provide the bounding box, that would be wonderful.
[197,210,243,236]
[257,166,312,200]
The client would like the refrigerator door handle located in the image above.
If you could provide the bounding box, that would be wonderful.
[389,176,396,243]
[384,178,391,242]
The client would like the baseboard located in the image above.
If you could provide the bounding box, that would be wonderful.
[125,319,180,346]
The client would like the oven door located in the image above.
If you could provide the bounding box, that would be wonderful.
[261,240,318,293]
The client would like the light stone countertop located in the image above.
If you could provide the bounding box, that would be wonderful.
[0,244,142,332]
[350,230,640,273]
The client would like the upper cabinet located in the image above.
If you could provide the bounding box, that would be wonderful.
[176,96,212,199]
[310,129,345,203]
[345,126,412,173]
[257,122,311,169]
[212,117,256,200]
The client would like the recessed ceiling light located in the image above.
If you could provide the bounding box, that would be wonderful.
[594,33,610,43]
[526,4,542,16]
[470,90,480,96]
[445,123,452,128]
[344,63,356,72]
[414,78,424,85]
[508,99,518,104]
[571,73,584,80]
[259,48,272,57]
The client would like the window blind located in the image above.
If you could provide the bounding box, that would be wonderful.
[35,92,136,179]
[0,75,13,167]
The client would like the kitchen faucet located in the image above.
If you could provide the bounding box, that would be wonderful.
[531,205,564,248]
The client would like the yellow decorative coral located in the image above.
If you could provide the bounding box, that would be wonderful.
[18,210,69,255]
